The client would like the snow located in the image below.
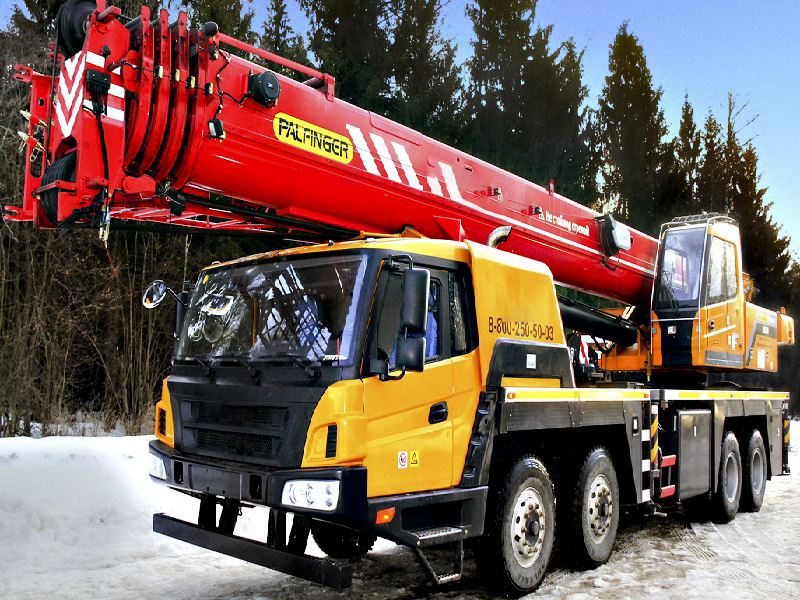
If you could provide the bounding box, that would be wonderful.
[1,423,799,600]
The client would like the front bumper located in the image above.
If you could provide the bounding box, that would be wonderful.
[149,439,368,528]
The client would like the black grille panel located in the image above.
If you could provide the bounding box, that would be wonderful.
[193,402,287,428]
[195,429,277,460]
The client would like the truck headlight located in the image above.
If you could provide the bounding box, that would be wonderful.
[281,479,340,512]
[149,453,167,480]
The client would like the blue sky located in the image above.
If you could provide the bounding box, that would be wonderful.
[4,0,798,261]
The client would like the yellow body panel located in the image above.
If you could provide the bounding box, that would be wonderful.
[301,379,367,467]
[466,241,566,385]
[777,310,795,346]
[362,359,455,497]
[154,377,175,447]
[744,303,779,372]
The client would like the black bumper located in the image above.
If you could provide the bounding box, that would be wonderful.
[149,439,368,528]
[153,513,353,589]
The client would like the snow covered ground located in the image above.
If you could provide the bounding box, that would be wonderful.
[1,424,798,600]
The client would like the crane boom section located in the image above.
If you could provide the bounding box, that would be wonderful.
[7,1,657,307]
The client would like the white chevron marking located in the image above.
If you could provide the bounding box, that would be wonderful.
[345,124,380,176]
[58,59,86,109]
[391,142,423,190]
[369,133,401,183]
[426,176,443,196]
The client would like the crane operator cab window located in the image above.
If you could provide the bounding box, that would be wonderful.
[655,226,706,311]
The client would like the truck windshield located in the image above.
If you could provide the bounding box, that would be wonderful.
[175,254,369,365]
[654,227,705,310]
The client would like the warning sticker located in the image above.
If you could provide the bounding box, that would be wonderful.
[398,451,408,469]
[409,450,419,467]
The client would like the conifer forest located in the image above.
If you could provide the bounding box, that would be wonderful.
[1,0,797,436]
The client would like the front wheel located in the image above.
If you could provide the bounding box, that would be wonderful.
[562,446,620,568]
[740,429,767,512]
[477,455,555,597]
[310,520,376,559]
[710,431,742,523]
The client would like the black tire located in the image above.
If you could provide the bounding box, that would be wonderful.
[40,152,77,227]
[310,520,375,559]
[740,429,767,512]
[561,447,620,569]
[477,456,555,597]
[710,431,742,523]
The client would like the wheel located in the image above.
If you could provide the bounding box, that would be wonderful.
[310,520,376,559]
[40,152,77,227]
[477,455,555,597]
[561,446,620,568]
[710,431,742,523]
[740,429,767,512]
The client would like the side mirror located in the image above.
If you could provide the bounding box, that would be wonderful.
[142,280,168,309]
[396,336,425,372]
[400,268,429,334]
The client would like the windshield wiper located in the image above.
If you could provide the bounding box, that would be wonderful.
[226,356,261,385]
[186,356,215,381]
[257,352,321,380]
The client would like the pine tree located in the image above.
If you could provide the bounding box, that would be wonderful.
[192,0,257,46]
[466,0,536,166]
[387,0,462,143]
[301,0,391,112]
[675,95,701,214]
[696,112,727,213]
[260,0,309,79]
[598,23,668,235]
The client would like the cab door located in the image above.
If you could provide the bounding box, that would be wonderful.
[361,266,459,498]
[702,237,744,368]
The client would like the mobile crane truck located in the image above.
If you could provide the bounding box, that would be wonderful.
[8,1,795,595]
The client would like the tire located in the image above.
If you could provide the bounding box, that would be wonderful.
[740,429,767,512]
[310,520,376,559]
[40,152,77,227]
[477,455,555,597]
[710,431,742,523]
[561,447,620,569]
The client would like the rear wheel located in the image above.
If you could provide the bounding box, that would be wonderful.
[310,520,376,559]
[477,455,555,597]
[561,447,620,568]
[710,431,741,523]
[740,429,767,512]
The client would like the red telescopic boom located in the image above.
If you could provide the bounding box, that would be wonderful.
[7,0,658,307]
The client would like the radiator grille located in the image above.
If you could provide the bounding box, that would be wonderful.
[194,402,287,428]
[195,429,276,460]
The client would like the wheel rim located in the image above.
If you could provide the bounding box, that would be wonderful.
[724,451,739,502]
[510,486,547,568]
[587,474,614,542]
[751,447,765,495]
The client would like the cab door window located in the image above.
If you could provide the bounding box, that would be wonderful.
[706,237,738,305]
[366,266,449,370]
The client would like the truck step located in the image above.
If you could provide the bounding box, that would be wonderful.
[661,454,677,468]
[410,526,466,547]
[413,539,464,585]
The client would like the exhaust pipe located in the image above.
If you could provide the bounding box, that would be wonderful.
[487,226,512,248]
